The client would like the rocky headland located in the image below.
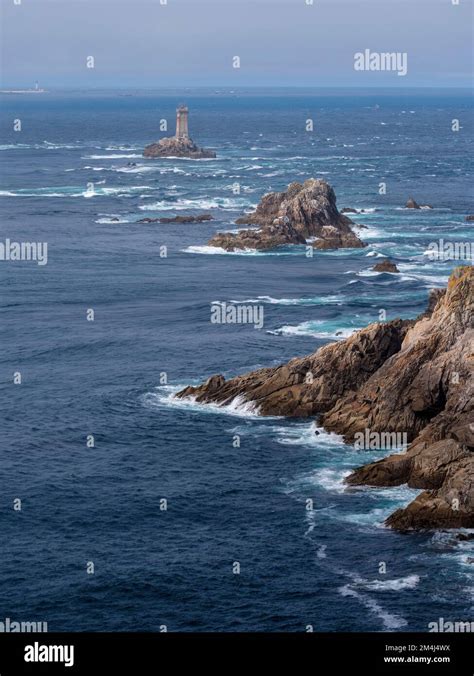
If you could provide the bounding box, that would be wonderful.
[176,266,473,531]
[208,179,366,252]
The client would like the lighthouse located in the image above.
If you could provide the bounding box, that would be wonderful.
[175,105,189,140]
[143,104,215,158]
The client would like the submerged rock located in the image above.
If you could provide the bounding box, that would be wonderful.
[208,179,366,251]
[176,266,474,531]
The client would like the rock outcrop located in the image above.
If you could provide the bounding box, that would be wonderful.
[143,136,215,159]
[466,215,474,222]
[176,319,410,417]
[137,214,212,224]
[176,266,473,531]
[406,197,433,210]
[373,259,400,273]
[208,179,366,251]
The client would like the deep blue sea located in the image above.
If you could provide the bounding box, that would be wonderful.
[0,89,473,632]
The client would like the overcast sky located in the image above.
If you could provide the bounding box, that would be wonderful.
[1,0,472,88]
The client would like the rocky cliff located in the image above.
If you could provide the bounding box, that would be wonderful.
[176,266,473,530]
[208,179,366,251]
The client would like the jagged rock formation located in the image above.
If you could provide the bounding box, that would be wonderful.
[373,259,400,273]
[177,319,410,417]
[176,267,473,530]
[466,215,474,222]
[209,220,306,252]
[208,179,366,251]
[143,136,215,159]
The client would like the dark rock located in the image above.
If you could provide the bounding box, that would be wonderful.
[209,220,306,252]
[137,214,213,224]
[406,198,433,210]
[159,214,212,224]
[373,259,400,273]
[341,207,358,214]
[466,215,474,222]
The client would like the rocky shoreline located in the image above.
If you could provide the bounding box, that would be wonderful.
[176,266,473,531]
[208,179,366,251]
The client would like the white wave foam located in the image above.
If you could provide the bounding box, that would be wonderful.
[83,154,142,159]
[95,216,130,224]
[0,143,30,150]
[316,545,327,559]
[273,422,345,449]
[139,197,253,211]
[0,141,82,151]
[182,245,293,256]
[354,574,420,592]
[268,321,357,339]
[228,294,344,306]
[105,145,142,151]
[338,585,408,630]
[156,155,218,161]
[1,185,153,198]
[310,467,351,493]
[143,386,264,419]
[184,245,243,255]
[365,251,384,257]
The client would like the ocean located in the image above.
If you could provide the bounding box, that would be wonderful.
[0,89,472,631]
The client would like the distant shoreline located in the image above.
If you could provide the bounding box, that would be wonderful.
[0,89,47,95]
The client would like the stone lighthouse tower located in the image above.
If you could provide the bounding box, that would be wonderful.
[175,105,189,140]
[143,104,215,158]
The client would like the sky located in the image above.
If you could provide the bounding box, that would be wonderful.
[0,0,472,88]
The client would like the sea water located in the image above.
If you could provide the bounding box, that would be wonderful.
[0,89,472,631]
